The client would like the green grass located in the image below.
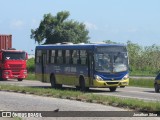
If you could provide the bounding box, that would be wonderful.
[25,73,36,80]
[130,71,156,77]
[129,78,154,88]
[0,84,160,112]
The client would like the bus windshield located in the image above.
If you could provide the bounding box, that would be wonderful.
[94,47,128,73]
[3,52,26,60]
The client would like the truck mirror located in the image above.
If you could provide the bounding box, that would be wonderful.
[26,53,28,60]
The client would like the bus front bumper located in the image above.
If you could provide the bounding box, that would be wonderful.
[93,78,129,88]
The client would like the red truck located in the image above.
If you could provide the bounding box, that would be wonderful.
[0,35,28,81]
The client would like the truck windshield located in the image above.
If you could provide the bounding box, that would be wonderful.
[94,46,128,73]
[3,52,26,60]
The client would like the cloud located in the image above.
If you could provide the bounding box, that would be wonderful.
[84,21,98,30]
[10,20,25,29]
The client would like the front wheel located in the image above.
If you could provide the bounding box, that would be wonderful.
[18,79,23,81]
[155,83,159,93]
[109,87,117,92]
[120,86,125,88]
[79,77,89,92]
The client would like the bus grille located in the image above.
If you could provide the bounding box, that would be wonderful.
[106,82,119,85]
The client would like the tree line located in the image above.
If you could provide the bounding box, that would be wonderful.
[127,41,160,75]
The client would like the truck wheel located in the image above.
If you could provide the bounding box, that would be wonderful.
[109,87,117,92]
[18,79,23,81]
[155,83,159,93]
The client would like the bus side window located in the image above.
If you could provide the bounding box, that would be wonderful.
[46,50,50,64]
[50,50,55,64]
[80,50,87,65]
[36,50,42,63]
[72,50,79,65]
[65,50,70,64]
[57,50,63,64]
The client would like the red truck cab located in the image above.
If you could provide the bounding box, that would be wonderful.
[0,49,28,81]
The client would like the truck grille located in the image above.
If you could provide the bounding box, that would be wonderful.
[12,70,21,75]
[9,64,23,68]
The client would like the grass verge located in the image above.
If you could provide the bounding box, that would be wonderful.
[25,73,36,80]
[129,78,154,88]
[0,84,160,113]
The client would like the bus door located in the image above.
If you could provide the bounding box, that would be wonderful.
[88,52,94,85]
[41,53,47,82]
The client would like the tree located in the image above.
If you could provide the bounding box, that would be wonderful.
[31,11,90,44]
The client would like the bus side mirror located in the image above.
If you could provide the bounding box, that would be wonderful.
[0,53,2,61]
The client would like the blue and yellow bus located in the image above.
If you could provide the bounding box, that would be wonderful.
[35,43,129,92]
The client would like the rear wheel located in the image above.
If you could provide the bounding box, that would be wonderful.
[109,87,117,92]
[18,79,23,81]
[50,75,62,89]
[155,83,159,93]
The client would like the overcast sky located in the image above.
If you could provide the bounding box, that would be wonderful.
[0,0,160,54]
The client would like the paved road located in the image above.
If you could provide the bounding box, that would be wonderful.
[0,91,159,120]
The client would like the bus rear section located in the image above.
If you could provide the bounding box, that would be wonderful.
[0,50,28,81]
[35,44,129,92]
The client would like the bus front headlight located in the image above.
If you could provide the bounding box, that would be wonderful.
[122,74,129,80]
[94,75,103,81]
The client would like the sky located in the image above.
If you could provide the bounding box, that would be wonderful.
[0,0,160,54]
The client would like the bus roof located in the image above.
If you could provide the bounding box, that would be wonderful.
[36,43,126,50]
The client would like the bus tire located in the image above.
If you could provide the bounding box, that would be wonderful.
[79,77,89,92]
[155,83,159,93]
[18,79,23,81]
[120,86,125,88]
[50,75,62,89]
[76,86,81,90]
[109,87,117,92]
[50,75,57,88]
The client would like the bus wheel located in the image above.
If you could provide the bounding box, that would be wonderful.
[50,75,57,88]
[120,86,125,88]
[109,87,117,92]
[18,79,23,81]
[155,83,159,93]
[76,86,81,90]
[79,77,89,92]
[50,75,62,89]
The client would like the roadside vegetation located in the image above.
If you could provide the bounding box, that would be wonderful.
[129,78,154,88]
[0,84,159,113]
